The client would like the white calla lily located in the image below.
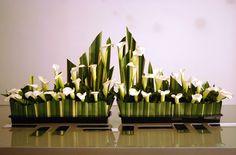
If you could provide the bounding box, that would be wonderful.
[78,64,86,68]
[58,92,66,100]
[4,93,22,102]
[63,87,75,99]
[154,68,164,77]
[7,88,21,94]
[171,93,183,104]
[38,76,49,91]
[155,75,169,92]
[91,91,99,102]
[183,78,191,93]
[25,91,36,99]
[76,92,87,102]
[101,44,113,67]
[117,41,126,61]
[126,62,136,68]
[133,46,145,56]
[191,94,202,103]
[33,90,46,101]
[158,90,170,102]
[126,62,136,88]
[89,64,97,90]
[103,80,111,98]
[179,68,185,85]
[27,84,39,90]
[55,73,64,89]
[216,89,233,102]
[118,83,125,100]
[171,72,180,80]
[142,75,148,91]
[192,78,203,93]
[203,86,219,99]
[129,88,140,102]
[141,91,152,103]
[70,67,78,81]
[52,64,60,76]
[73,78,81,93]
[44,91,59,101]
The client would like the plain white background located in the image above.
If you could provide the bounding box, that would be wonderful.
[0,0,235,104]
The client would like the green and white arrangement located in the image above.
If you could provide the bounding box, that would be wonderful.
[2,28,233,124]
[3,33,115,123]
[116,28,232,122]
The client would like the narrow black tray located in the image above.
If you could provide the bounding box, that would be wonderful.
[10,115,110,124]
[120,115,222,124]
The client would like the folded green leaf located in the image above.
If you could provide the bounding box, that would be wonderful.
[67,59,76,83]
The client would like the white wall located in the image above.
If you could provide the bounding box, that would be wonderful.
[0,0,235,104]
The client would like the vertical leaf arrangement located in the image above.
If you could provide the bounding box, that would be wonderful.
[116,28,233,118]
[3,32,115,119]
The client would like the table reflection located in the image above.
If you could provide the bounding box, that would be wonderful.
[10,126,115,147]
[117,124,224,147]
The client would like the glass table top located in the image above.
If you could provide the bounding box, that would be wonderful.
[1,105,236,155]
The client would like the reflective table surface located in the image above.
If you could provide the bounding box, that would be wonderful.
[1,105,236,155]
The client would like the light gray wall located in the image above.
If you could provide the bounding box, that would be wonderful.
[0,0,235,104]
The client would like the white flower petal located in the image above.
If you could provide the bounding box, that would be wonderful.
[63,87,74,96]
[38,76,49,84]
[129,88,140,96]
[76,92,87,102]
[126,62,136,68]
[52,64,60,75]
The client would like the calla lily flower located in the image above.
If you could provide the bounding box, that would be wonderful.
[183,78,191,93]
[129,88,140,102]
[72,78,81,93]
[117,41,126,61]
[191,94,202,103]
[91,91,99,102]
[133,46,145,56]
[27,84,39,90]
[89,64,97,90]
[44,91,59,101]
[203,86,219,99]
[154,68,164,77]
[52,64,60,76]
[76,92,87,102]
[126,62,136,88]
[141,91,152,103]
[4,93,22,102]
[63,87,75,99]
[38,76,49,91]
[171,93,183,104]
[70,67,78,81]
[192,78,203,93]
[78,64,86,68]
[103,80,111,98]
[216,89,233,102]
[179,68,185,85]
[58,92,66,100]
[118,83,125,100]
[25,91,46,101]
[155,75,169,92]
[142,75,148,90]
[101,44,113,67]
[55,73,64,89]
[158,90,170,102]
[33,90,47,101]
[171,72,180,80]
[7,88,22,94]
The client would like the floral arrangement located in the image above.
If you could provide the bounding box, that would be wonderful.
[3,33,115,121]
[116,28,233,119]
[2,28,233,124]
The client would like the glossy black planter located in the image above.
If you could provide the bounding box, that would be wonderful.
[10,114,110,124]
[120,114,222,124]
